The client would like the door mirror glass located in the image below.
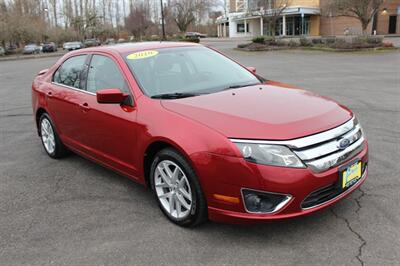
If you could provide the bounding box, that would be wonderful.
[96,88,127,104]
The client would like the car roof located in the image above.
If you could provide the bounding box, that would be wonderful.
[80,41,200,54]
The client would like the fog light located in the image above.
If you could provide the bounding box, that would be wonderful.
[242,189,292,213]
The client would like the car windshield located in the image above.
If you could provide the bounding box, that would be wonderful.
[124,46,261,98]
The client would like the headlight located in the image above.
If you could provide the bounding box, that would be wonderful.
[233,142,305,168]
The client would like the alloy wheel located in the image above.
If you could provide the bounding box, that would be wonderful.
[154,160,193,220]
[41,118,56,154]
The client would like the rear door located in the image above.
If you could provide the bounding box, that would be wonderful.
[48,54,90,148]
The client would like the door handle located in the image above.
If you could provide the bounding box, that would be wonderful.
[79,102,91,112]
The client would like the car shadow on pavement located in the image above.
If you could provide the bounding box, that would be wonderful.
[63,151,343,237]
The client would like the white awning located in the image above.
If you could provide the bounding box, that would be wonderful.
[223,6,320,21]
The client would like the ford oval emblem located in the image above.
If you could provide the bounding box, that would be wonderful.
[338,138,351,150]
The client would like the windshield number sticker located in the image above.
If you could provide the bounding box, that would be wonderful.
[127,50,159,60]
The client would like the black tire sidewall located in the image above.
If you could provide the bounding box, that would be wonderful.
[150,148,206,227]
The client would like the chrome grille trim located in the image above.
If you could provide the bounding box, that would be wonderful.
[304,137,365,173]
[294,125,362,161]
[230,117,366,173]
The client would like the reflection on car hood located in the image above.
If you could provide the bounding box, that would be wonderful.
[161,84,352,140]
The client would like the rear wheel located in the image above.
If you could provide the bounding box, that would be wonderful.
[39,113,68,159]
[150,148,207,227]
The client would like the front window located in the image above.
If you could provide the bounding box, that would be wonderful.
[86,55,128,94]
[124,46,260,98]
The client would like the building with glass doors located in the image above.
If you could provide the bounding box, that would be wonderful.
[217,0,400,37]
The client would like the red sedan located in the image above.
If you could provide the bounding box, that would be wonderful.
[32,42,368,226]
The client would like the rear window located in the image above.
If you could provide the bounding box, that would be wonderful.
[53,55,87,89]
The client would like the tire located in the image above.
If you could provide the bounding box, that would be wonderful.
[150,148,207,227]
[39,113,68,159]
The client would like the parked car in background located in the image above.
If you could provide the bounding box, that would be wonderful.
[42,42,58,53]
[0,46,5,56]
[5,44,17,55]
[63,42,84,51]
[23,44,41,54]
[185,32,207,38]
[84,39,101,47]
[117,38,127,43]
[104,38,116,45]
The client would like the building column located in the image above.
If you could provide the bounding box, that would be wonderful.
[282,15,287,36]
[217,24,221,37]
[260,17,264,36]
[244,19,248,36]
[229,17,237,37]
[223,23,227,37]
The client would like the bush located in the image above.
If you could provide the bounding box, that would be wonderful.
[311,38,322,45]
[237,43,249,48]
[300,37,312,47]
[276,39,288,46]
[182,37,200,43]
[264,36,277,45]
[288,39,299,47]
[365,36,383,45]
[252,36,265,44]
[352,36,382,48]
[322,37,336,45]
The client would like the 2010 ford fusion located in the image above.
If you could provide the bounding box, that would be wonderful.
[32,42,368,226]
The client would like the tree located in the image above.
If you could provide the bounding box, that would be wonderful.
[330,0,384,34]
[259,0,290,37]
[171,0,213,33]
[125,3,153,40]
[49,0,58,27]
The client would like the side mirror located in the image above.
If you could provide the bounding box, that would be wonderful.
[96,88,127,104]
[37,68,49,76]
[247,67,256,74]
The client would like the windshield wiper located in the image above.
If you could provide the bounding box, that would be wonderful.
[151,92,201,99]
[223,83,261,90]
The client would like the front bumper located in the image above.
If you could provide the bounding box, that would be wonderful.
[190,142,368,224]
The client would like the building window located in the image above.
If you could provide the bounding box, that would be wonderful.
[237,23,249,33]
[262,18,283,36]
[263,16,311,36]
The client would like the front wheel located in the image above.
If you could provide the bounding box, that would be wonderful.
[150,148,207,227]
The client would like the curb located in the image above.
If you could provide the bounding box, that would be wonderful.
[235,46,400,53]
[0,52,65,62]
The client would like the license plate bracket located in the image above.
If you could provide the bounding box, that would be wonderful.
[339,160,362,189]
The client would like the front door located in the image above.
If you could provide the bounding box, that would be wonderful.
[389,15,397,34]
[78,54,139,176]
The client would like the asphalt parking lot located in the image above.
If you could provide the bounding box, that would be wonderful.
[0,41,399,265]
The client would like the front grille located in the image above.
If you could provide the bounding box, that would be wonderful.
[301,163,367,209]
[291,117,365,173]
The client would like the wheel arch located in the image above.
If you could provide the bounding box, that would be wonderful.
[35,107,48,136]
[142,138,194,188]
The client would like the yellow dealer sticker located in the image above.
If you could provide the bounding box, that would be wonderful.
[127,50,159,60]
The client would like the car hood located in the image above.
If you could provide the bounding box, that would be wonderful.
[161,84,352,140]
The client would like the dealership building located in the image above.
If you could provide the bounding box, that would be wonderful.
[216,0,400,37]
